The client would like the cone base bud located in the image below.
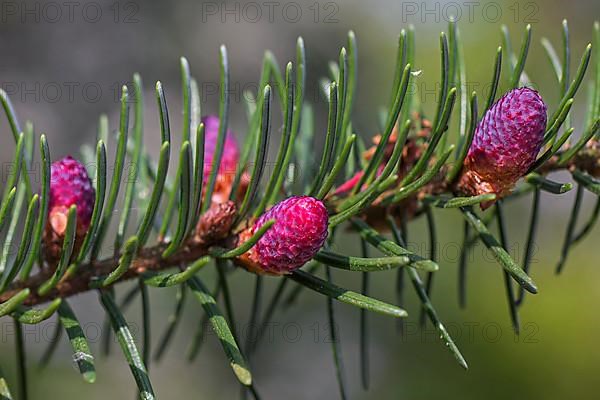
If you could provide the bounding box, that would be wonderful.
[236,228,290,276]
[457,169,511,209]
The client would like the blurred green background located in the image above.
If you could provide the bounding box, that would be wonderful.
[1,0,599,399]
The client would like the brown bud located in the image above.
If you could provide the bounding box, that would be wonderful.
[195,200,238,244]
[574,139,600,178]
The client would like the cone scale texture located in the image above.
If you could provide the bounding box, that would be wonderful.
[458,87,547,203]
[242,196,329,275]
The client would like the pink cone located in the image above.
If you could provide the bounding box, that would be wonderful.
[48,156,95,236]
[243,196,329,275]
[201,115,240,203]
[458,87,547,203]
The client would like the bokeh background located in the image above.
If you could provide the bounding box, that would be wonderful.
[1,0,599,399]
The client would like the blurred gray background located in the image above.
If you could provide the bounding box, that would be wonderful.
[1,0,599,399]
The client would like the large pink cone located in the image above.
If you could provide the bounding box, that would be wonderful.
[458,87,547,203]
[244,196,329,275]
